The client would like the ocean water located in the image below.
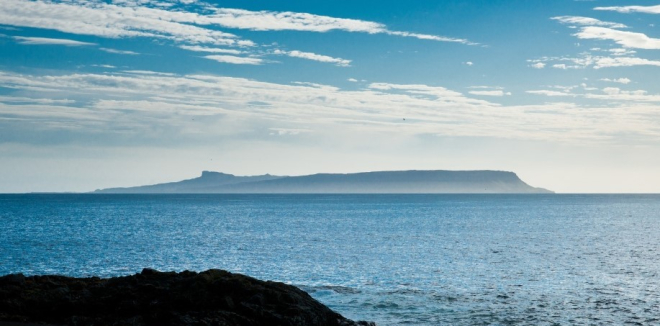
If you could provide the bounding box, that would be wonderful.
[1,194,659,325]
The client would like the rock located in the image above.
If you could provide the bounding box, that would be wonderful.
[0,269,375,326]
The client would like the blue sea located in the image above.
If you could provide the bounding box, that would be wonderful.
[1,194,659,325]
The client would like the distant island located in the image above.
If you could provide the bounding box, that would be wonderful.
[94,170,553,194]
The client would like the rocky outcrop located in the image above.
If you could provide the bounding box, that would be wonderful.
[0,269,375,326]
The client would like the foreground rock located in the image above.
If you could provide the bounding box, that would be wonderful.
[0,269,375,326]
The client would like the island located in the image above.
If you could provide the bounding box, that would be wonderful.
[94,170,552,194]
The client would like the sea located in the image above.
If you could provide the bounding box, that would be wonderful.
[1,194,659,325]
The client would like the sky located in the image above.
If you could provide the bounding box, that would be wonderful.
[0,0,659,193]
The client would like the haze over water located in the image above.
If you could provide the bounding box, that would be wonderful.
[2,194,659,325]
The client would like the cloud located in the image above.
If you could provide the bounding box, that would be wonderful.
[92,64,117,69]
[208,8,475,44]
[203,55,263,65]
[274,50,351,67]
[100,48,140,55]
[468,90,510,97]
[585,88,660,102]
[207,7,382,33]
[468,86,503,89]
[608,48,636,56]
[527,90,575,97]
[347,78,358,82]
[593,56,660,69]
[581,83,598,91]
[0,95,75,104]
[208,8,383,33]
[574,27,660,49]
[528,86,660,102]
[552,16,627,28]
[384,31,475,44]
[0,0,245,46]
[530,62,546,69]
[269,128,311,136]
[530,53,660,69]
[0,0,474,47]
[601,78,631,84]
[466,86,509,96]
[594,5,660,14]
[179,45,242,54]
[464,61,474,66]
[602,87,622,95]
[122,70,176,76]
[4,69,660,144]
[367,82,493,106]
[13,36,95,46]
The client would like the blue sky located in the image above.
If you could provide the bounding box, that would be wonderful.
[1,0,660,192]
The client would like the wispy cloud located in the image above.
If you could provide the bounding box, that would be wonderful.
[601,77,631,84]
[527,90,576,97]
[466,86,509,96]
[0,0,475,48]
[548,16,660,72]
[529,53,660,69]
[0,95,75,104]
[384,31,475,44]
[608,48,636,56]
[122,70,176,76]
[179,45,242,54]
[207,8,384,33]
[2,70,660,143]
[530,62,546,69]
[574,27,660,49]
[552,16,627,28]
[528,86,660,102]
[203,55,263,65]
[585,87,660,102]
[593,56,660,68]
[100,48,140,55]
[269,128,311,136]
[594,5,660,14]
[468,90,511,97]
[274,50,351,67]
[91,64,117,69]
[207,8,475,44]
[0,0,245,46]
[13,36,95,46]
[367,83,495,107]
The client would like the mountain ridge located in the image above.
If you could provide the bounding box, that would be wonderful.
[94,170,553,194]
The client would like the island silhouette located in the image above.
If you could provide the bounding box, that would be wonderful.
[94,170,552,194]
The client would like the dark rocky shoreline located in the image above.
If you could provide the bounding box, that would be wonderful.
[0,269,375,326]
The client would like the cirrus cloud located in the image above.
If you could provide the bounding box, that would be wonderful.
[0,0,475,49]
[551,16,627,29]
[594,5,660,14]
[574,27,660,50]
[273,50,351,67]
[203,55,263,65]
[2,69,660,145]
[13,36,95,46]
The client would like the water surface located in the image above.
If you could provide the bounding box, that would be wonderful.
[1,194,659,325]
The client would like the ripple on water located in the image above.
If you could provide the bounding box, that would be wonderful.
[1,194,660,325]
